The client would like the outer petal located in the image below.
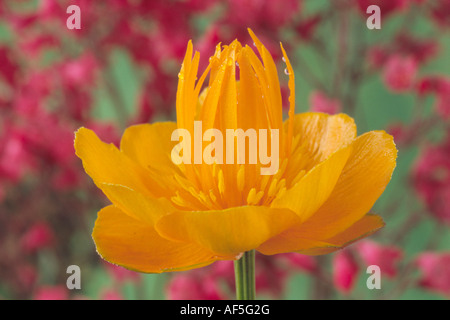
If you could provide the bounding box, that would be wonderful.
[155,206,301,256]
[257,214,385,256]
[271,141,351,222]
[100,183,173,225]
[294,131,397,240]
[288,112,357,168]
[74,127,166,198]
[93,206,232,273]
[120,122,180,175]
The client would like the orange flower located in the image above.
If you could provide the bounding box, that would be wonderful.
[75,29,397,273]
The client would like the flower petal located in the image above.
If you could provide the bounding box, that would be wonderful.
[327,214,385,246]
[74,127,165,198]
[120,122,180,175]
[257,214,385,255]
[155,206,301,256]
[294,131,397,240]
[287,112,357,168]
[99,183,172,225]
[93,206,231,273]
[271,142,351,221]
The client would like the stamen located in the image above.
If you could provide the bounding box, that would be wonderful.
[237,165,245,192]
[218,168,225,196]
[247,188,264,205]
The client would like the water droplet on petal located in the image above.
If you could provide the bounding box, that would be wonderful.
[282,57,286,62]
[178,72,184,80]
[236,61,239,67]
[284,68,290,75]
[253,42,256,47]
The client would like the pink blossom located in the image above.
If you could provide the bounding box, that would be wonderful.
[430,0,450,28]
[0,185,4,203]
[383,55,418,93]
[394,34,438,65]
[210,260,235,290]
[369,35,437,70]
[435,79,450,119]
[39,0,63,21]
[413,134,450,224]
[281,253,317,273]
[167,272,225,300]
[85,121,120,146]
[196,25,221,71]
[0,130,31,182]
[129,90,156,126]
[225,0,300,31]
[59,53,98,88]
[416,76,444,96]
[254,255,288,298]
[21,222,54,253]
[355,240,403,277]
[105,263,140,284]
[333,250,359,294]
[416,252,450,297]
[310,91,341,114]
[387,123,408,146]
[17,264,38,288]
[183,0,219,12]
[0,47,19,87]
[51,166,82,190]
[100,289,123,300]
[34,285,68,300]
[296,14,322,41]
[19,34,58,58]
[415,76,450,118]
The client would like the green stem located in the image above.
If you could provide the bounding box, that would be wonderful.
[234,250,256,300]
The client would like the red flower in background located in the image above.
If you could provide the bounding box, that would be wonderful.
[167,272,225,300]
[416,76,450,119]
[429,0,450,28]
[21,222,54,253]
[225,0,300,31]
[333,250,359,294]
[368,34,438,69]
[0,129,31,183]
[33,285,68,300]
[309,91,341,114]
[435,80,450,120]
[105,263,140,284]
[100,289,124,300]
[0,47,19,86]
[295,14,322,41]
[414,134,450,225]
[383,55,418,93]
[166,254,293,300]
[416,252,450,297]
[355,241,403,277]
[281,253,317,274]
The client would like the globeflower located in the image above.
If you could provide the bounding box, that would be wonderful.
[75,29,397,299]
